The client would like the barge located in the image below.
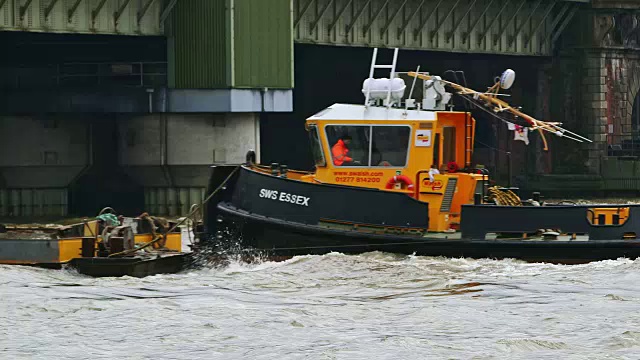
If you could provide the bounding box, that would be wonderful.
[0,210,190,277]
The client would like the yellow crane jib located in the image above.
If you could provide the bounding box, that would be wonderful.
[406,71,591,152]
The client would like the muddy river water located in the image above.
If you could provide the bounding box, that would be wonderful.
[3,198,640,359]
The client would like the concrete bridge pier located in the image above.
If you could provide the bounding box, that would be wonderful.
[117,113,260,217]
[0,116,90,218]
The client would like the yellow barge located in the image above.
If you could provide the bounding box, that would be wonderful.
[0,211,190,277]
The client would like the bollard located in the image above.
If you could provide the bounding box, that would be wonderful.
[532,192,541,203]
[270,163,280,176]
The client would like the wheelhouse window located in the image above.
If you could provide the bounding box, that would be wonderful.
[325,125,370,167]
[325,125,411,167]
[371,126,410,167]
[307,124,326,167]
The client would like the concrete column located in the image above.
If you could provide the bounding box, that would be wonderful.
[117,113,259,216]
[0,116,90,217]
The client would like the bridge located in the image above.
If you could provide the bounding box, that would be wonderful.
[1,0,585,56]
[0,0,639,217]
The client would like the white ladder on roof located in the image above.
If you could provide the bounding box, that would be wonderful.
[364,47,399,109]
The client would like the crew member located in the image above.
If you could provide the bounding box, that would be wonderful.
[332,135,360,166]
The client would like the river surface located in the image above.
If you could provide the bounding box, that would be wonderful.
[3,250,640,359]
[4,199,640,359]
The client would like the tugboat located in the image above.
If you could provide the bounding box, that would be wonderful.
[201,48,640,265]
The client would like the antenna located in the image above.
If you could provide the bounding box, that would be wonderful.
[406,65,420,110]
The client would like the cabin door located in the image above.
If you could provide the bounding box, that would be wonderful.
[442,126,456,167]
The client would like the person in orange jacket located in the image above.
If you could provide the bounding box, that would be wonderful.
[331,134,360,166]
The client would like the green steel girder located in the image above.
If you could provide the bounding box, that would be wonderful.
[492,0,527,46]
[67,0,84,21]
[547,3,572,36]
[138,0,157,24]
[92,0,108,26]
[114,0,133,24]
[430,0,463,42]
[476,0,509,45]
[310,0,335,34]
[45,0,61,20]
[295,0,315,28]
[328,0,353,34]
[508,0,544,47]
[524,1,557,47]
[0,0,164,34]
[19,0,34,20]
[463,0,495,43]
[537,2,571,46]
[550,4,580,45]
[380,0,407,39]
[397,0,426,39]
[160,0,179,24]
[345,0,371,35]
[413,0,445,39]
[447,0,477,42]
[363,0,390,36]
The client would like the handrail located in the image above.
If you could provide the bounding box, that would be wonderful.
[0,61,168,89]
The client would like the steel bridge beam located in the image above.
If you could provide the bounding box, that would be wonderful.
[295,0,315,29]
[447,0,477,43]
[413,0,445,39]
[19,0,34,21]
[328,0,353,35]
[397,0,426,40]
[91,0,108,27]
[114,0,133,25]
[492,0,527,46]
[138,0,157,24]
[430,0,463,42]
[160,0,179,24]
[310,0,335,34]
[476,0,509,45]
[363,0,390,36]
[45,0,61,20]
[508,0,544,48]
[524,1,556,47]
[345,0,370,36]
[380,0,407,38]
[550,4,579,46]
[463,0,495,44]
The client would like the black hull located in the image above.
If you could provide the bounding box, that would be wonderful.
[203,165,640,265]
[68,253,190,278]
[217,203,640,265]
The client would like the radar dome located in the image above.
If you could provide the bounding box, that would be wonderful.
[500,69,516,89]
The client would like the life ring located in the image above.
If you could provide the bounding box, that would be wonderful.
[385,175,415,193]
[447,161,459,173]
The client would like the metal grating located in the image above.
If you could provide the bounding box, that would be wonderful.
[440,177,458,213]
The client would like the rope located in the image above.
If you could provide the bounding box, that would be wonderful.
[107,166,241,258]
[487,186,522,206]
[475,139,511,155]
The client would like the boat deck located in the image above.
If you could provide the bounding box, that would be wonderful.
[426,232,591,242]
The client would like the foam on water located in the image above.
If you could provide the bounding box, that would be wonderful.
[3,252,640,359]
